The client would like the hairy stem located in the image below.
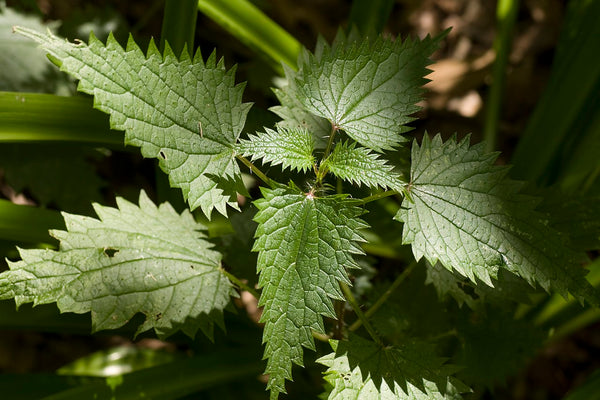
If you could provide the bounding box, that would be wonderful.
[428,329,458,342]
[314,123,340,186]
[333,300,345,340]
[360,190,398,204]
[220,269,260,299]
[349,261,417,332]
[483,0,519,152]
[312,330,332,342]
[341,282,383,346]
[322,122,339,161]
[236,154,273,187]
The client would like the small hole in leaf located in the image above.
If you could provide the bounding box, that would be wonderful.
[190,265,195,269]
[103,248,119,257]
[159,150,166,159]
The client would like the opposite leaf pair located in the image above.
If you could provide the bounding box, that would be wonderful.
[3,26,598,400]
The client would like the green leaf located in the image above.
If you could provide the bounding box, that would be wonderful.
[426,263,538,309]
[317,335,467,399]
[0,374,97,400]
[253,185,366,399]
[348,0,395,35]
[57,346,176,377]
[237,127,315,172]
[368,265,455,343]
[454,306,545,388]
[197,0,302,74]
[16,27,252,217]
[562,368,600,400]
[0,200,64,244]
[396,134,600,305]
[23,350,264,400]
[425,262,477,309]
[0,92,122,146]
[160,0,198,57]
[270,86,331,149]
[287,31,443,152]
[538,193,600,251]
[322,140,404,190]
[510,0,600,187]
[0,191,234,339]
[0,4,61,92]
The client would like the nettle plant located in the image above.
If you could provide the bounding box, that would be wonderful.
[2,25,599,399]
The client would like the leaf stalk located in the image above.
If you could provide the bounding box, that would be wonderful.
[360,190,397,204]
[340,282,383,346]
[221,269,260,299]
[349,261,417,332]
[236,154,273,187]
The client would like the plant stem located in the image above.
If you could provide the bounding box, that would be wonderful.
[349,261,417,332]
[428,329,458,342]
[220,269,260,299]
[311,330,331,342]
[236,154,273,187]
[322,123,338,161]
[314,123,339,185]
[160,0,198,57]
[360,190,397,204]
[483,0,519,153]
[156,0,198,211]
[340,282,383,346]
[348,0,395,35]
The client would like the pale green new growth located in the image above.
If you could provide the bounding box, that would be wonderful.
[322,140,404,190]
[237,127,315,172]
[0,191,234,339]
[10,21,591,400]
[318,335,466,400]
[16,27,252,217]
[271,86,331,149]
[253,185,366,399]
[396,134,599,305]
[286,30,443,152]
[0,4,58,91]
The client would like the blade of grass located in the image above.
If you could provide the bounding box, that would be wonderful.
[0,92,122,147]
[197,0,302,74]
[555,86,600,192]
[533,257,600,327]
[0,301,93,333]
[347,0,394,34]
[510,0,600,184]
[562,369,600,400]
[483,0,519,153]
[0,374,96,400]
[548,308,600,343]
[161,0,198,57]
[44,351,264,400]
[157,0,199,211]
[0,199,63,243]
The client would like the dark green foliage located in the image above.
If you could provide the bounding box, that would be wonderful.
[1,2,599,399]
